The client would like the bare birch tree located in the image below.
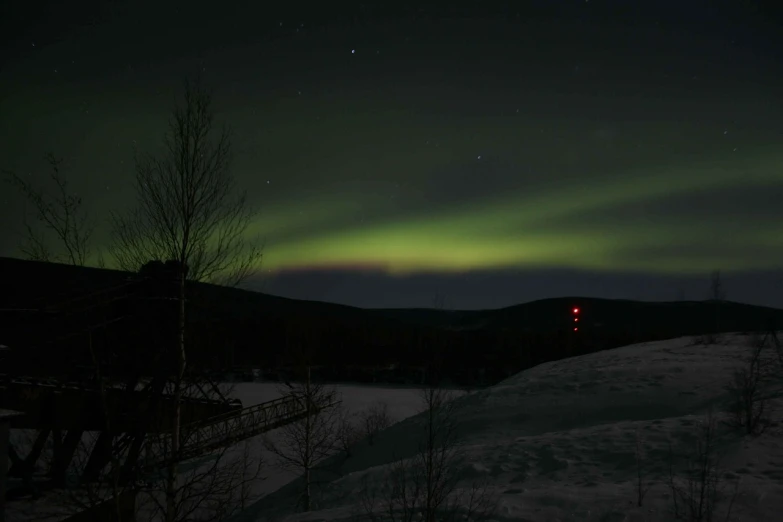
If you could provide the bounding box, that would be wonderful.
[109,76,263,522]
[709,270,725,302]
[710,270,725,341]
[4,153,95,265]
[362,295,497,522]
[634,428,651,507]
[360,384,497,522]
[263,366,340,512]
[359,400,393,446]
[135,380,265,522]
[667,408,740,522]
[335,408,362,459]
[110,78,262,285]
[24,294,264,522]
[725,342,769,435]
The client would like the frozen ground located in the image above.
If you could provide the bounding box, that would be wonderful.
[6,334,783,522]
[4,382,430,521]
[242,334,783,522]
[223,382,436,500]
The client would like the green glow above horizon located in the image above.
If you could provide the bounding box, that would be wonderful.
[6,74,783,282]
[250,146,783,277]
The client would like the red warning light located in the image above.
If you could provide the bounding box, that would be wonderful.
[572,307,580,314]
[573,327,578,331]
[574,317,579,322]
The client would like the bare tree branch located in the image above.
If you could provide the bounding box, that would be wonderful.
[4,153,95,265]
[109,76,265,522]
[361,384,497,522]
[634,428,651,507]
[667,408,741,522]
[359,400,393,446]
[725,342,770,435]
[138,386,266,522]
[264,366,340,512]
[335,408,362,459]
[110,77,263,286]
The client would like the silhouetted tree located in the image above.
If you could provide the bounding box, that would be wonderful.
[4,153,95,265]
[110,76,263,522]
[696,270,727,345]
[264,365,340,512]
[725,341,769,435]
[111,77,262,286]
[667,408,740,521]
[359,385,497,522]
[359,400,393,446]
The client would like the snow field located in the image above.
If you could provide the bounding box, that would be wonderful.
[7,333,783,522]
[251,334,783,522]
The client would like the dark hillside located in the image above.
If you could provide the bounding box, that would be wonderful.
[372,297,781,338]
[1,257,780,386]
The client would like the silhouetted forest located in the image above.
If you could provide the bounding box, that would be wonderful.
[1,257,780,387]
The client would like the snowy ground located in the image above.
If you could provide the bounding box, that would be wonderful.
[243,334,783,522]
[4,382,430,521]
[223,382,435,500]
[6,334,783,521]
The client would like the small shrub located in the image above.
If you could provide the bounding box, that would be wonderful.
[725,343,769,435]
[336,408,362,458]
[360,400,393,446]
[634,429,651,507]
[667,408,740,522]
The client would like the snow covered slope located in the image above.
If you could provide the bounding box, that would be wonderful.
[252,334,783,522]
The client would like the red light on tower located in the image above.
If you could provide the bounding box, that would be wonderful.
[572,307,580,332]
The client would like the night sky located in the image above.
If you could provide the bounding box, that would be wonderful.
[1,1,782,310]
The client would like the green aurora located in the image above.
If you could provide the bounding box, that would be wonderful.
[2,2,781,308]
[252,145,783,277]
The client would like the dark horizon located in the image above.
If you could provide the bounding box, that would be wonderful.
[2,255,781,312]
[2,0,782,310]
[250,266,783,311]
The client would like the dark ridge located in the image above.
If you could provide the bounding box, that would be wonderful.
[1,256,780,387]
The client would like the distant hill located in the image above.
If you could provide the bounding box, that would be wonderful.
[1,257,781,386]
[0,256,365,319]
[370,297,782,338]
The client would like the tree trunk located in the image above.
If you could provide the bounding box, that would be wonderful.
[303,365,312,512]
[425,394,435,522]
[165,270,187,522]
[715,300,721,337]
[304,466,311,512]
